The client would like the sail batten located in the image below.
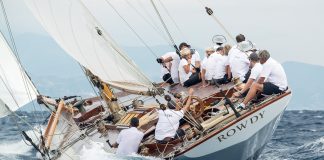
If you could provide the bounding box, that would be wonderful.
[25,0,154,93]
[0,33,38,118]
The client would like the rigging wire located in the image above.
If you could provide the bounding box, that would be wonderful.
[196,0,235,42]
[103,0,159,58]
[156,0,188,42]
[124,0,172,46]
[0,0,45,129]
[150,0,180,56]
[77,63,106,108]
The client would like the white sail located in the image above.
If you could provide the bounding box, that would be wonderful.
[0,33,38,118]
[24,0,154,93]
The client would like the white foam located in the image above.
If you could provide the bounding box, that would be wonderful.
[299,136,324,153]
[0,140,33,155]
[0,126,43,156]
[79,141,161,160]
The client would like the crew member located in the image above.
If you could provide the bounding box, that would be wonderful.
[179,42,201,70]
[236,50,288,109]
[233,52,263,97]
[178,48,201,87]
[229,39,251,83]
[155,88,194,143]
[157,52,180,84]
[201,47,215,87]
[211,47,230,85]
[112,117,144,156]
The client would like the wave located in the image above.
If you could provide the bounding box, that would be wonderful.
[0,139,33,156]
[0,126,42,159]
[297,136,324,153]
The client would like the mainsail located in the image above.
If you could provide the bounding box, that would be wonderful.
[24,0,154,93]
[0,32,38,118]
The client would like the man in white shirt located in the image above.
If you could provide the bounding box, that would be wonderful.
[157,52,180,84]
[201,47,215,87]
[155,88,194,143]
[112,117,144,156]
[229,40,251,83]
[179,42,201,70]
[236,50,288,109]
[210,47,230,85]
[178,48,201,87]
[233,52,263,97]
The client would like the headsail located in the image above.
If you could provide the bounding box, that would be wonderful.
[24,0,154,93]
[0,33,38,118]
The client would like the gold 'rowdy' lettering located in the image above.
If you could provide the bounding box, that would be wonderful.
[217,110,265,142]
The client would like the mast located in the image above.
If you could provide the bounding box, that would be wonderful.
[86,69,124,122]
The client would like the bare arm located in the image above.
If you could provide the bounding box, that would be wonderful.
[240,78,254,94]
[195,61,201,69]
[163,56,173,63]
[257,77,265,84]
[184,63,191,74]
[111,142,118,148]
[182,88,194,112]
[226,65,231,79]
[201,69,206,85]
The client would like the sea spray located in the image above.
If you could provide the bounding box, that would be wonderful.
[79,141,161,160]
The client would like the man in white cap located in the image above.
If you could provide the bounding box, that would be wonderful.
[236,50,288,109]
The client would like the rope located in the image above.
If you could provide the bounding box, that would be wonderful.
[150,0,181,56]
[77,64,105,107]
[0,71,42,141]
[156,0,188,42]
[196,0,235,42]
[0,0,45,131]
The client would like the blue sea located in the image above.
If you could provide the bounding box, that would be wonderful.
[1,110,324,160]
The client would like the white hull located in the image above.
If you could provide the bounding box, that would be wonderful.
[48,92,291,160]
[177,93,292,160]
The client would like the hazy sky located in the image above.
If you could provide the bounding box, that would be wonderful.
[1,0,324,66]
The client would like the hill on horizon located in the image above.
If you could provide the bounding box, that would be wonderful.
[283,61,324,110]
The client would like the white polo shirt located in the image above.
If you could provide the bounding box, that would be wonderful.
[205,53,222,79]
[229,48,250,81]
[227,44,238,61]
[201,56,213,80]
[213,54,228,79]
[191,51,201,68]
[249,63,263,80]
[259,58,288,90]
[160,52,180,83]
[116,127,144,155]
[178,59,192,84]
[155,109,184,141]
